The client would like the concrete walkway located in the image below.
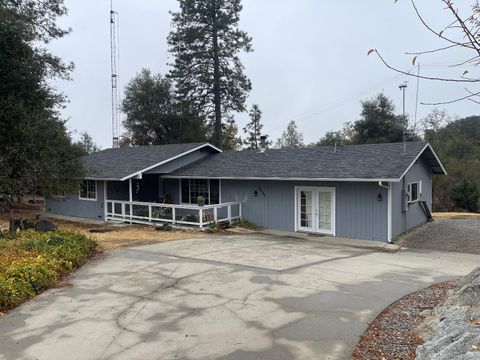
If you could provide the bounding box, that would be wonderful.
[0,233,479,360]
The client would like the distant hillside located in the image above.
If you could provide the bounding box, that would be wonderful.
[431,116,480,211]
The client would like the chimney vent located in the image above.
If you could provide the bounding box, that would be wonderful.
[259,135,267,152]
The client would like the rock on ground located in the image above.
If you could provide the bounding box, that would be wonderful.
[416,267,480,360]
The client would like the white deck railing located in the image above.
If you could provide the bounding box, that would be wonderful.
[105,200,242,229]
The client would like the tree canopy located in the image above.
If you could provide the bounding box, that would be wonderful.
[167,0,252,147]
[352,93,412,144]
[0,0,84,199]
[121,69,207,146]
[275,121,304,149]
[74,132,101,155]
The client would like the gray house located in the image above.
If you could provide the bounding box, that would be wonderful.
[45,141,446,242]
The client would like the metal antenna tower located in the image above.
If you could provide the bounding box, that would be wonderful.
[110,1,120,148]
[399,82,408,153]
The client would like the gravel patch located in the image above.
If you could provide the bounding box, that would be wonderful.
[397,218,480,254]
[351,281,458,360]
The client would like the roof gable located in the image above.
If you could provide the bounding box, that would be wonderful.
[83,143,221,180]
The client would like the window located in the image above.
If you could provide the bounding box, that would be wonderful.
[181,179,219,205]
[79,180,97,200]
[407,181,421,203]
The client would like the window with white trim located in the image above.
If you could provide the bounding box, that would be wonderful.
[79,180,97,200]
[181,179,219,205]
[407,181,422,203]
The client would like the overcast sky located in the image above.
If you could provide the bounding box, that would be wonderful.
[48,0,479,148]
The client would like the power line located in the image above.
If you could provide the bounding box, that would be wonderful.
[263,67,416,135]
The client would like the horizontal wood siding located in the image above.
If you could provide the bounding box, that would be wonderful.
[221,180,388,241]
[45,180,105,220]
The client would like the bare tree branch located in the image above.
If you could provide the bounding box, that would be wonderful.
[370,49,480,82]
[421,90,480,105]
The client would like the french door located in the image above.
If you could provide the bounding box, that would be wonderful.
[297,187,335,235]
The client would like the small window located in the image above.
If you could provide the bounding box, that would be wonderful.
[79,180,97,200]
[407,181,421,203]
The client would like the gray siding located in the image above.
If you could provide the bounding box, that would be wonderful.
[45,180,105,220]
[145,147,213,174]
[391,158,433,238]
[221,180,388,241]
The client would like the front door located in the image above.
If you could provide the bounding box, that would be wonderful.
[297,187,335,235]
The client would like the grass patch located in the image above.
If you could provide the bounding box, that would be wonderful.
[0,230,97,312]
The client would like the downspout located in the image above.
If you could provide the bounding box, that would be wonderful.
[378,181,392,243]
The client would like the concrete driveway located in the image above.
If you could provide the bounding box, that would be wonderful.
[0,233,479,360]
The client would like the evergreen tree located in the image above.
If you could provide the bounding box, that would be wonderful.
[121,69,206,145]
[275,121,304,149]
[222,117,242,150]
[243,104,270,150]
[0,0,84,200]
[168,0,253,148]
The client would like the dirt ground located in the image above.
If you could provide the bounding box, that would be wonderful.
[433,212,480,220]
[0,206,204,250]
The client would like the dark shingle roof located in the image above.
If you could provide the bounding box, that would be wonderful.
[84,143,214,180]
[169,141,445,180]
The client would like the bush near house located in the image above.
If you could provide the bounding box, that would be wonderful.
[0,231,97,312]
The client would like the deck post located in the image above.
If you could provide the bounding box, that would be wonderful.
[227,204,232,225]
[148,205,152,222]
[172,206,176,225]
[214,207,218,222]
[199,208,203,229]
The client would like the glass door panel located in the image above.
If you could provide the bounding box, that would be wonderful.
[298,190,314,231]
[317,191,332,232]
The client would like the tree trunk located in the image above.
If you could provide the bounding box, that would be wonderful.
[212,3,222,148]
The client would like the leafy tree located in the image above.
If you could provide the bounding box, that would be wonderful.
[420,108,452,145]
[168,0,253,147]
[74,132,100,155]
[121,69,206,145]
[450,179,479,212]
[0,0,84,201]
[275,121,304,149]
[351,93,418,144]
[243,104,271,150]
[316,131,344,146]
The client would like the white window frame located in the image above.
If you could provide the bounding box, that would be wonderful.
[407,181,421,203]
[79,179,97,201]
[180,179,219,205]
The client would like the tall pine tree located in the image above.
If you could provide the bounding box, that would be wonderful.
[168,0,252,148]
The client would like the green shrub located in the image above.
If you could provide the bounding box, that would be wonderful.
[0,230,97,311]
[450,179,480,212]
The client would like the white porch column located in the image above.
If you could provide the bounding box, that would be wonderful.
[129,178,133,223]
[103,181,107,221]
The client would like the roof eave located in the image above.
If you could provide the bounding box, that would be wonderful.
[399,143,447,180]
[161,175,402,182]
